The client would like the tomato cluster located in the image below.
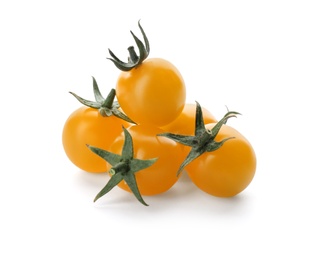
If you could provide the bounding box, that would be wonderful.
[62,21,257,206]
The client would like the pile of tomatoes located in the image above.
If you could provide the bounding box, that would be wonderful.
[62,21,257,206]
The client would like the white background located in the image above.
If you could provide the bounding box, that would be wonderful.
[1,0,312,259]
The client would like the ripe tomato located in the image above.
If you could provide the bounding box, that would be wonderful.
[107,124,185,195]
[62,106,131,173]
[115,58,186,126]
[161,103,217,136]
[108,21,186,127]
[186,124,257,197]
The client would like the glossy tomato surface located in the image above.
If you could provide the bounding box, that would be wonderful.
[107,124,185,195]
[62,106,131,173]
[186,124,257,197]
[115,58,186,127]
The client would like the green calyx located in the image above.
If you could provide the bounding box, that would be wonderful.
[158,102,240,175]
[69,76,135,124]
[107,20,150,71]
[87,126,157,206]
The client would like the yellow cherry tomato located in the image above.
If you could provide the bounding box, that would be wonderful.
[115,58,186,127]
[186,124,257,197]
[62,106,131,173]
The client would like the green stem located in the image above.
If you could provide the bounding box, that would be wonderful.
[103,88,116,109]
[198,130,212,146]
[88,127,156,206]
[158,102,240,175]
[107,21,150,71]
[109,161,130,176]
[128,46,139,64]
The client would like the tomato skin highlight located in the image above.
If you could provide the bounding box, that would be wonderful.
[107,124,185,195]
[115,58,186,127]
[186,124,257,197]
[62,106,131,173]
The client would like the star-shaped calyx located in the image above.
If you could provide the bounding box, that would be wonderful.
[158,102,240,175]
[87,126,157,206]
[69,76,135,124]
[107,20,150,71]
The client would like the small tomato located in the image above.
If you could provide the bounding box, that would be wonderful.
[62,107,131,173]
[159,102,256,197]
[108,21,186,127]
[62,77,134,173]
[88,125,185,206]
[186,123,256,197]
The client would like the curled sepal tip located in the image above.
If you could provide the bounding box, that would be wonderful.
[159,102,240,175]
[69,77,136,124]
[88,126,157,206]
[107,20,150,71]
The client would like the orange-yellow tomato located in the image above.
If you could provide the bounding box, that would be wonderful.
[115,58,186,127]
[107,124,185,195]
[186,124,257,197]
[62,106,131,173]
